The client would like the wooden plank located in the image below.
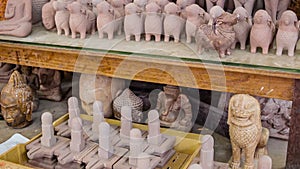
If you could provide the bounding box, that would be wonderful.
[286,79,300,169]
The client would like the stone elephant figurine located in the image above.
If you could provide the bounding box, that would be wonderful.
[276,10,299,56]
[264,0,291,22]
[205,0,225,12]
[233,0,256,16]
[67,1,96,39]
[228,94,269,169]
[250,10,275,54]
[124,3,143,41]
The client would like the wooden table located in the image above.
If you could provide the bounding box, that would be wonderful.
[0,26,299,168]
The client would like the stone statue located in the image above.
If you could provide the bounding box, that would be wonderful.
[228,94,269,169]
[0,0,32,37]
[0,71,33,128]
[53,0,71,36]
[42,1,56,30]
[124,3,143,41]
[195,12,238,58]
[145,2,162,42]
[156,85,192,129]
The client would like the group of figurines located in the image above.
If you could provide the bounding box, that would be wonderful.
[25,94,273,169]
[0,64,63,128]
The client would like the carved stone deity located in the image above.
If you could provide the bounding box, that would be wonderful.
[0,0,32,37]
[0,71,33,128]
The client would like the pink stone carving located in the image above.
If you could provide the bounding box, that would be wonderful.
[96,1,118,39]
[98,122,114,159]
[145,2,162,42]
[264,0,291,22]
[53,0,71,36]
[258,155,272,169]
[41,112,57,147]
[67,1,96,39]
[276,10,299,56]
[200,135,214,169]
[110,0,125,35]
[70,117,85,152]
[233,0,256,17]
[185,4,209,43]
[232,7,252,50]
[250,10,275,54]
[124,3,143,41]
[206,0,225,12]
[163,2,185,43]
[42,1,56,30]
[208,5,224,25]
[0,0,32,37]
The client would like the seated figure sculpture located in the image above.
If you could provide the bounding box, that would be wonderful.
[0,0,32,37]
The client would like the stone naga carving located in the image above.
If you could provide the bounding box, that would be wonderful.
[67,1,96,39]
[0,71,33,128]
[250,10,275,54]
[232,7,252,50]
[233,0,256,17]
[276,10,299,57]
[205,0,225,12]
[124,3,143,41]
[145,2,163,42]
[0,0,32,37]
[42,1,56,30]
[195,12,238,58]
[185,4,209,43]
[264,0,291,22]
[228,94,269,169]
[53,0,71,36]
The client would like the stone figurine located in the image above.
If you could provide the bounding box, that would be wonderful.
[110,0,125,35]
[145,2,163,42]
[185,4,209,43]
[264,0,291,22]
[208,5,225,25]
[228,94,269,169]
[42,1,56,30]
[0,0,32,37]
[276,10,299,57]
[0,71,33,128]
[233,0,256,17]
[156,85,192,128]
[124,3,143,41]
[206,0,225,12]
[96,1,118,39]
[163,2,185,42]
[232,7,252,50]
[250,10,275,54]
[92,0,103,14]
[67,1,96,39]
[195,12,238,58]
[53,0,72,36]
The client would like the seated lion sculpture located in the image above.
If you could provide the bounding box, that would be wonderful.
[227,94,269,169]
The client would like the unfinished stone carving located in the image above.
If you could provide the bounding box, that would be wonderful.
[0,0,32,37]
[0,71,33,128]
[228,94,269,169]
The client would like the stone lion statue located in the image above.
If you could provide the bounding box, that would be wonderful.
[227,94,269,169]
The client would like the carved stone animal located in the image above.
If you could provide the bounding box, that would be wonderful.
[145,2,162,42]
[124,3,143,41]
[195,12,238,58]
[53,0,70,36]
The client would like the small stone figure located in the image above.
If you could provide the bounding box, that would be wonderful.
[124,3,143,41]
[110,0,125,35]
[200,135,214,169]
[205,0,225,12]
[41,112,56,147]
[53,0,71,36]
[42,0,56,30]
[98,122,114,159]
[195,12,238,58]
[250,10,275,54]
[227,94,269,169]
[145,2,162,42]
[233,0,256,17]
[0,71,33,128]
[91,101,105,141]
[156,85,192,129]
[163,2,185,43]
[264,0,291,23]
[208,5,224,25]
[120,106,133,139]
[70,117,85,152]
[68,97,80,128]
[276,10,299,56]
[0,0,32,37]
[232,7,252,50]
[129,128,144,166]
[258,155,272,169]
[185,4,209,43]
[20,66,40,111]
[67,1,96,39]
[147,110,162,145]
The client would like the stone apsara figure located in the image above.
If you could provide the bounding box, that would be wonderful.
[276,10,299,56]
[264,0,291,22]
[205,0,225,12]
[163,2,185,43]
[145,2,163,42]
[185,4,209,43]
[233,0,256,17]
[42,0,56,30]
[232,7,252,50]
[0,0,32,37]
[124,3,143,41]
[250,10,275,54]
[195,12,238,58]
[228,94,269,169]
[0,71,33,128]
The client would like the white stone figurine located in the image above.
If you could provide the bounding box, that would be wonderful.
[124,3,143,41]
[147,110,162,145]
[70,117,85,152]
[91,101,105,141]
[98,122,114,159]
[68,97,80,127]
[145,2,163,42]
[200,135,214,169]
[41,112,56,147]
[129,128,144,166]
